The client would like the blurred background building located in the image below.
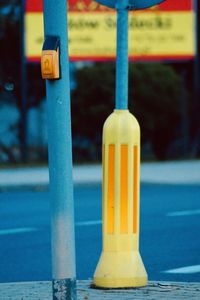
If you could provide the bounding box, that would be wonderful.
[0,0,199,165]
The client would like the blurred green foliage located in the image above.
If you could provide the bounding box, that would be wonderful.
[130,63,183,159]
[72,63,183,160]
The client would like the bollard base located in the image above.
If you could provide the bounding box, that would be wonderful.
[93,251,147,288]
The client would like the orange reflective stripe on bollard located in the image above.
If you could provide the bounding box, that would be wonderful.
[107,144,115,234]
[120,144,128,234]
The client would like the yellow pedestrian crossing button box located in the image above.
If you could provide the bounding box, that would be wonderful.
[41,36,60,80]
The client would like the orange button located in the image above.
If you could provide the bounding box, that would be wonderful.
[41,50,60,79]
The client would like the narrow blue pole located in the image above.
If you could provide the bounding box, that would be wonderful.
[115,8,129,110]
[43,1,76,299]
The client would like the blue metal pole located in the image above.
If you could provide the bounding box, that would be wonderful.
[43,1,76,299]
[115,8,129,110]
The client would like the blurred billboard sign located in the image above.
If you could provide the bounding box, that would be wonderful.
[25,0,196,62]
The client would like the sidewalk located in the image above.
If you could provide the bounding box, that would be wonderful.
[0,280,200,300]
[0,160,199,189]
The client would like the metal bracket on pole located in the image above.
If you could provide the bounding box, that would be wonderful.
[95,0,166,10]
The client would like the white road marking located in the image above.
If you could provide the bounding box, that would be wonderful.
[76,220,102,226]
[163,265,200,274]
[0,227,38,236]
[167,209,200,217]
[0,221,102,235]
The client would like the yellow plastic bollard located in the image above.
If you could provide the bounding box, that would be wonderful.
[93,109,148,288]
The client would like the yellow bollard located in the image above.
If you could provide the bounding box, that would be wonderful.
[93,109,148,288]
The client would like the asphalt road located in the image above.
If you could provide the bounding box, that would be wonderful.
[0,183,200,283]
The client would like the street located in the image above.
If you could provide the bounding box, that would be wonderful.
[0,182,200,283]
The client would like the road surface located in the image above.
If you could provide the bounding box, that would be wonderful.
[0,182,200,283]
